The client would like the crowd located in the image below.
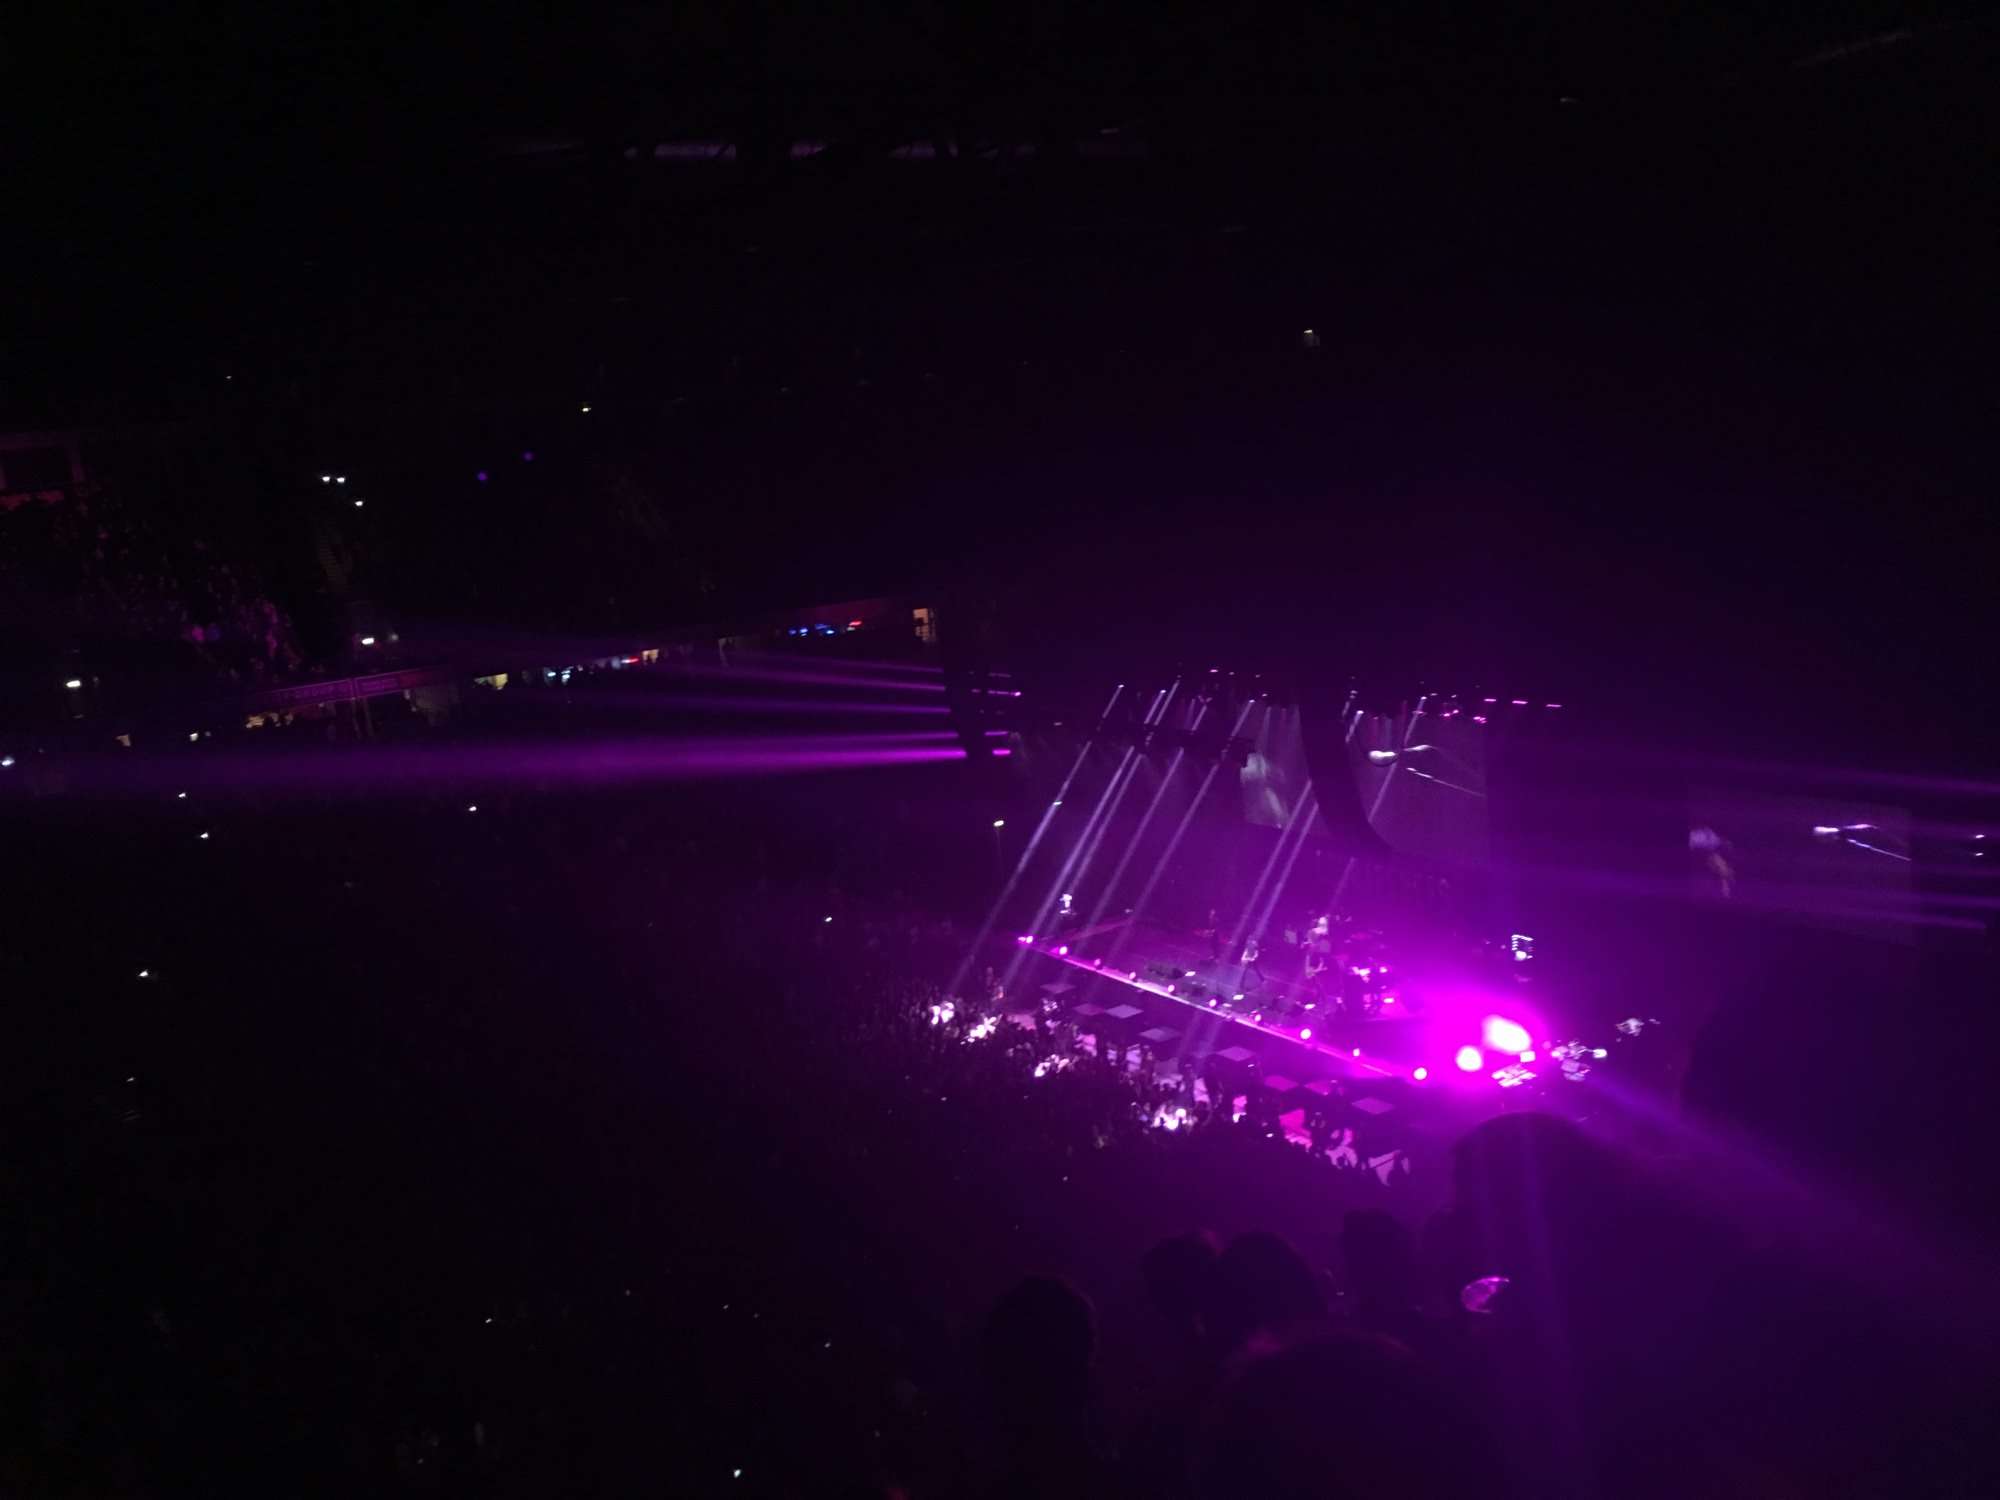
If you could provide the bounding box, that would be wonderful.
[1,471,303,695]
[4,684,1993,1498]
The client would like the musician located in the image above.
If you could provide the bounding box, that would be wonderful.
[1239,935,1267,992]
[1302,942,1328,1004]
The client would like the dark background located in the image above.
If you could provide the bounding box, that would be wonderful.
[10,2,1997,768]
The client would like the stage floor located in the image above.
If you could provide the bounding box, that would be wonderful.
[1014,917,1434,1084]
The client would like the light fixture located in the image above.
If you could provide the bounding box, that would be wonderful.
[1455,1046,1483,1072]
[353,499,365,508]
[992,819,1005,828]
[64,678,83,690]
[360,636,376,646]
[1413,1067,1428,1081]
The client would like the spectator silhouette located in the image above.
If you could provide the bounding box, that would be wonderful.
[1126,1232,1224,1500]
[978,1276,1119,1499]
[1340,1209,1427,1350]
[1194,1328,1498,1500]
[1206,1232,1325,1361]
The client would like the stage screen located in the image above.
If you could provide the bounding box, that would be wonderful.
[1347,705,1491,866]
[1687,789,1915,944]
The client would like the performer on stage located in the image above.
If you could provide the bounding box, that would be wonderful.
[1239,934,1267,993]
[1302,941,1328,1006]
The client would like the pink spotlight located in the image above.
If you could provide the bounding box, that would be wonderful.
[1413,1067,1428,1081]
[1299,1028,1312,1041]
[1352,1047,1362,1058]
[1056,945,1069,956]
[1016,934,1034,945]
[1482,1016,1533,1055]
[1455,1046,1483,1072]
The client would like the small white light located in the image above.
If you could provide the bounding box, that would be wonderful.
[138,969,150,978]
[467,804,478,813]
[823,915,833,923]
[0,756,13,768]
[64,678,83,690]
[360,636,376,646]
[199,831,210,840]
[580,404,592,413]
[176,791,187,799]
[336,475,346,484]
[353,499,364,508]
[992,819,1005,828]
[321,474,331,483]
[189,732,200,742]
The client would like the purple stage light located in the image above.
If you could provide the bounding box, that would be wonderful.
[1352,1047,1361,1058]
[1165,984,1176,994]
[1413,1067,1428,1081]
[1016,934,1034,944]
[1511,699,1528,706]
[1056,944,1069,956]
[475,471,489,482]
[1091,957,1102,967]
[1482,1016,1533,1054]
[1455,1046,1483,1072]
[1472,715,1488,725]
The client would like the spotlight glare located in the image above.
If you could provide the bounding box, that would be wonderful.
[1352,1047,1361,1057]
[64,678,83,690]
[1482,1016,1533,1054]
[1056,945,1069,956]
[1413,1067,1428,1081]
[1299,1028,1311,1040]
[1455,1046,1483,1072]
